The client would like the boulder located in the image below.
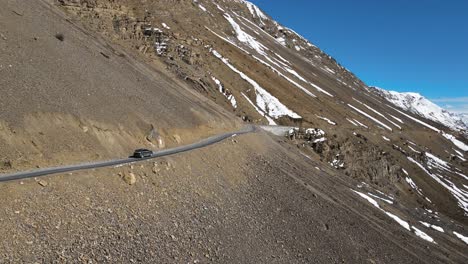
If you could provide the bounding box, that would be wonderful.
[38,180,48,187]
[122,172,136,185]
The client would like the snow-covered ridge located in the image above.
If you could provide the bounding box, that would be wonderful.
[458,113,468,125]
[242,0,268,22]
[230,0,354,79]
[371,87,467,132]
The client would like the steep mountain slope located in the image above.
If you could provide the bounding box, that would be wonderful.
[0,0,239,172]
[1,0,467,261]
[372,87,468,132]
[55,0,468,208]
[3,131,466,263]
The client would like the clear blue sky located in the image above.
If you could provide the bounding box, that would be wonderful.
[249,0,468,113]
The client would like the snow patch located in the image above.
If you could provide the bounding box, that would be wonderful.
[251,55,317,98]
[367,192,393,204]
[411,226,435,243]
[452,148,466,161]
[353,190,438,243]
[408,157,468,215]
[211,76,237,109]
[455,171,468,181]
[353,99,402,129]
[353,190,380,208]
[241,93,276,125]
[353,119,369,129]
[323,66,335,75]
[224,13,268,56]
[442,133,468,151]
[313,137,327,143]
[276,36,286,46]
[385,211,411,231]
[390,114,404,124]
[217,15,332,98]
[243,0,268,21]
[222,13,333,98]
[155,42,167,55]
[215,3,225,12]
[330,155,344,168]
[426,152,451,172]
[316,115,336,126]
[352,190,412,232]
[206,27,252,55]
[198,4,207,12]
[305,128,325,137]
[408,145,421,154]
[453,231,468,245]
[348,104,393,131]
[212,50,300,121]
[405,176,424,196]
[347,118,358,127]
[419,221,444,233]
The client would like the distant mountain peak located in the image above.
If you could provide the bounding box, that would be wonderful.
[371,86,468,132]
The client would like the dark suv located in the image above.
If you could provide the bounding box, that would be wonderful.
[132,149,153,158]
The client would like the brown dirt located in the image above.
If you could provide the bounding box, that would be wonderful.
[0,0,241,171]
[1,132,465,263]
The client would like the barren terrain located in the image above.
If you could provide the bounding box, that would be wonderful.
[0,0,466,262]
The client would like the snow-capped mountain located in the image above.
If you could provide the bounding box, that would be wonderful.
[371,87,468,132]
[458,113,468,126]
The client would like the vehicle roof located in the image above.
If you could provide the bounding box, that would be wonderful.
[134,148,151,152]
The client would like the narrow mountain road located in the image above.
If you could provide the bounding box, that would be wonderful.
[0,125,256,183]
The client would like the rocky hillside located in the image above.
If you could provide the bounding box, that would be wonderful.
[0,0,241,172]
[0,0,467,262]
[54,0,468,205]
